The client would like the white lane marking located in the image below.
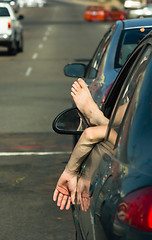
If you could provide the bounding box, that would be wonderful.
[0,151,71,156]
[48,26,52,31]
[32,53,38,59]
[25,67,32,76]
[45,31,50,36]
[38,44,43,49]
[43,36,47,41]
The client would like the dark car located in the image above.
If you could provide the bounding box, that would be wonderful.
[64,18,152,109]
[53,30,152,239]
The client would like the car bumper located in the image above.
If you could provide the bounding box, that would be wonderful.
[0,34,12,41]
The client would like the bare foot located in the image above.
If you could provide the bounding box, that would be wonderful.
[71,78,108,126]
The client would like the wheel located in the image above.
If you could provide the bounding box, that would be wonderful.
[18,34,23,52]
[8,39,17,56]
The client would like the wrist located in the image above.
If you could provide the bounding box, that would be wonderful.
[65,163,80,176]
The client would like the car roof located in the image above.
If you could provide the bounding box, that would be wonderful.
[0,2,11,7]
[117,18,152,30]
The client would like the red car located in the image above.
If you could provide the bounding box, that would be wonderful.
[84,5,128,21]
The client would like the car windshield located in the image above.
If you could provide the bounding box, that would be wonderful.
[115,28,152,68]
[0,7,10,16]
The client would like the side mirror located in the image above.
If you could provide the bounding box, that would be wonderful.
[52,107,89,135]
[64,63,86,78]
[18,14,24,20]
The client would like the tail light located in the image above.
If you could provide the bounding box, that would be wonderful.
[98,11,104,15]
[8,22,11,29]
[119,14,124,20]
[117,187,152,232]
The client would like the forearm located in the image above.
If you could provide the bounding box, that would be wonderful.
[65,125,108,175]
[65,133,94,175]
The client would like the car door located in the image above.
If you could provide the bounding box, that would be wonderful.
[90,39,152,240]
[72,32,148,240]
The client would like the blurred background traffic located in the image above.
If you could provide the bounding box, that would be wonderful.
[1,0,152,58]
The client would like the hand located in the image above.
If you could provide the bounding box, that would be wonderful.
[77,176,90,212]
[53,169,77,210]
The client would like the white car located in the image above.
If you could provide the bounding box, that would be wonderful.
[0,2,24,55]
[124,0,142,9]
[18,0,47,7]
[129,4,152,18]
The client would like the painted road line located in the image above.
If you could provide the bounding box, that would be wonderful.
[48,26,52,31]
[38,44,43,49]
[43,36,47,41]
[45,31,50,36]
[32,53,38,59]
[0,151,71,156]
[25,67,32,76]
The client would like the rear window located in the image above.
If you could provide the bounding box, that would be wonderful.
[115,28,152,68]
[0,7,10,16]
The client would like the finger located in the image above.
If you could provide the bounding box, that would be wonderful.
[83,198,88,212]
[87,198,90,210]
[60,195,68,210]
[65,197,71,210]
[57,193,63,207]
[53,188,59,202]
[80,198,84,211]
[71,191,75,205]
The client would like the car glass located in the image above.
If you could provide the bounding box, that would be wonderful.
[115,28,152,68]
[106,45,152,149]
[117,55,152,167]
[0,7,10,16]
[87,24,116,78]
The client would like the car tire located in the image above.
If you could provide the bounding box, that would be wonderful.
[18,35,24,52]
[8,40,17,56]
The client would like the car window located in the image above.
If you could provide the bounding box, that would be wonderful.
[106,45,152,150]
[115,28,152,68]
[117,54,152,166]
[0,7,10,16]
[86,24,116,79]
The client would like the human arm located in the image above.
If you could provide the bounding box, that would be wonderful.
[65,125,108,175]
[53,125,108,210]
[53,170,77,210]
